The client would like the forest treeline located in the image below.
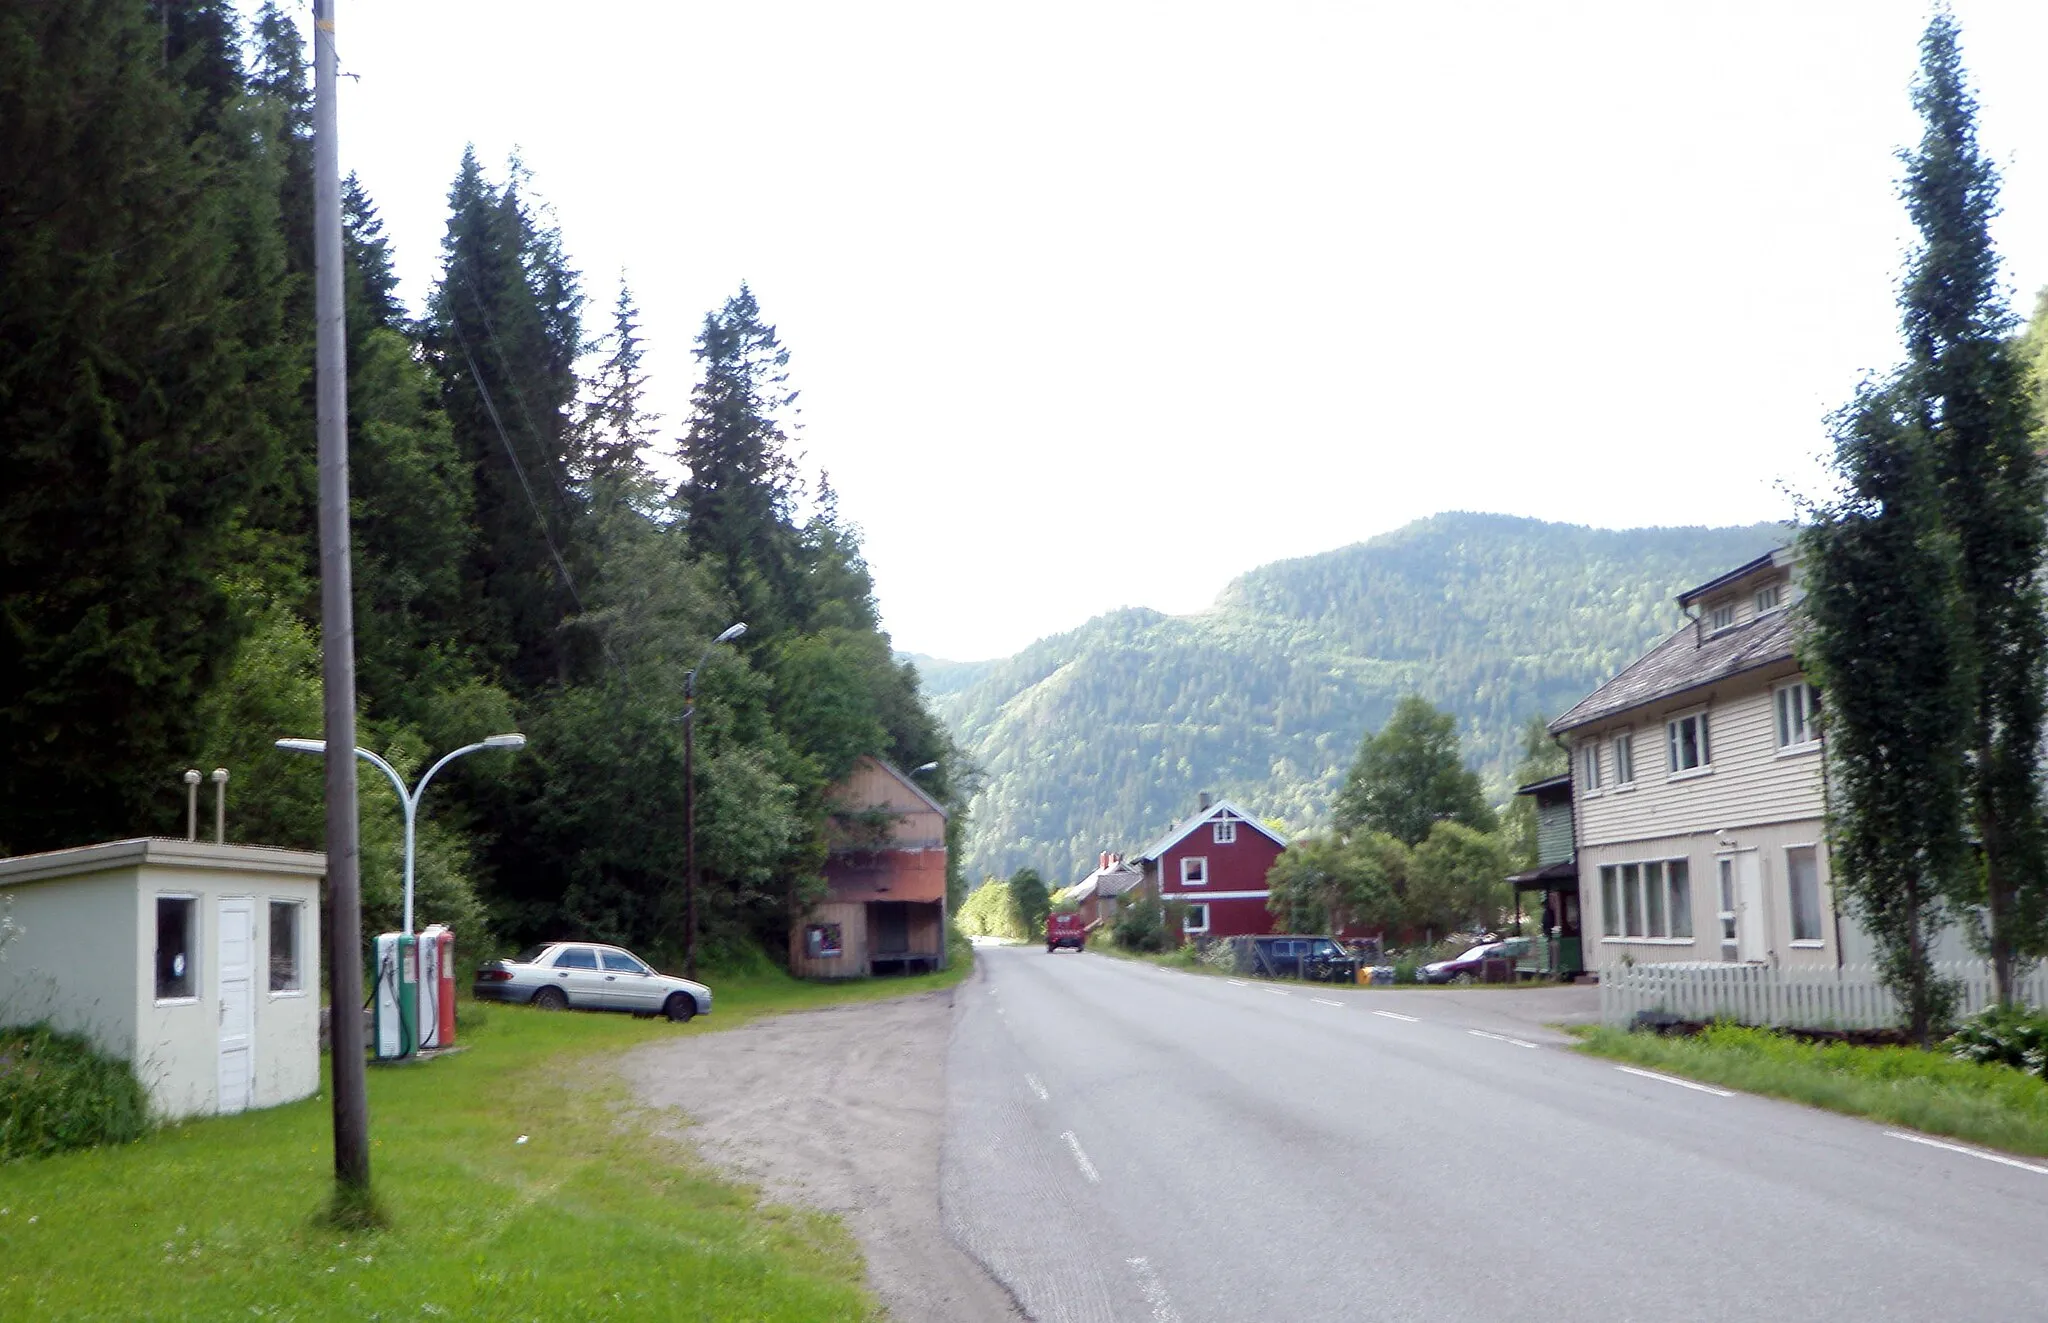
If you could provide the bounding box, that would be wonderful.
[0,1,960,961]
[928,514,1783,886]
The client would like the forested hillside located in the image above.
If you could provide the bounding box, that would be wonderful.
[0,2,960,962]
[932,514,1782,886]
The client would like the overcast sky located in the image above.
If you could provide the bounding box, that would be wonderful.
[320,1,2048,662]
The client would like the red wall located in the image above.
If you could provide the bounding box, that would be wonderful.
[1157,824,1283,940]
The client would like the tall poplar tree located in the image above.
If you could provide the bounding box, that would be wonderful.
[1901,14,2048,1004]
[1801,386,1970,1041]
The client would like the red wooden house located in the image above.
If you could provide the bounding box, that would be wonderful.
[1135,796,1287,941]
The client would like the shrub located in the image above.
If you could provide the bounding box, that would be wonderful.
[1393,957,1419,985]
[1112,892,1168,952]
[1946,1004,2048,1079]
[0,1025,152,1162]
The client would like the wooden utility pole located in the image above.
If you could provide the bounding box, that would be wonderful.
[312,0,371,1195]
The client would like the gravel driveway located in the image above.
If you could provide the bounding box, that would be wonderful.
[620,986,1025,1323]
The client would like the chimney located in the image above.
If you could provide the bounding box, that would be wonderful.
[1198,791,1212,811]
[1100,851,1110,870]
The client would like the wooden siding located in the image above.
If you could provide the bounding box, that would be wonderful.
[789,901,869,979]
[822,847,947,904]
[825,756,946,850]
[1574,662,1822,850]
[1157,825,1283,940]
[1535,802,1574,867]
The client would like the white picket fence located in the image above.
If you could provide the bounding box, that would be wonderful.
[1599,959,2048,1030]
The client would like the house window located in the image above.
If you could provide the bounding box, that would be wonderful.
[1775,682,1821,750]
[1755,583,1784,614]
[156,896,197,1001]
[1708,602,1737,631]
[1787,847,1823,943]
[1612,732,1635,786]
[1667,711,1710,774]
[1598,860,1693,939]
[1181,856,1208,886]
[1579,741,1602,791]
[1212,820,1237,845]
[269,900,302,993]
[805,924,843,958]
[1183,903,1209,934]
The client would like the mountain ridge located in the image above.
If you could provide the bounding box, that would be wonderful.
[916,511,1789,887]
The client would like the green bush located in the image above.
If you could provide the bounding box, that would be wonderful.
[1112,892,1168,952]
[0,1025,152,1162]
[1947,1005,2048,1079]
[1393,957,1419,985]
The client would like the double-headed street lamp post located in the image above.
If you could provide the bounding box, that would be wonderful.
[277,734,526,936]
[685,622,747,979]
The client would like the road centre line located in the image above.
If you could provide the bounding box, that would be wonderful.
[1061,1130,1101,1183]
[1226,979,1247,986]
[1264,987,1291,996]
[1885,1130,2048,1175]
[1024,1073,1048,1102]
[1311,997,1345,1008]
[1468,1029,1540,1049]
[1372,1010,1419,1022]
[1615,1065,1734,1097]
[1125,1256,1184,1323]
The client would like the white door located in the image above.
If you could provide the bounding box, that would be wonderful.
[1733,852,1766,962]
[217,898,254,1113]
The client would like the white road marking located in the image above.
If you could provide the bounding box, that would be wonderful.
[1311,997,1345,1008]
[1468,1029,1540,1049]
[1615,1065,1734,1097]
[1125,1256,1183,1323]
[1372,1010,1419,1022]
[1024,1073,1048,1102]
[1226,979,1247,986]
[1885,1130,2048,1175]
[1060,1131,1101,1183]
[1264,987,1290,996]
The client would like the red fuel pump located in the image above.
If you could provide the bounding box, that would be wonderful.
[419,924,457,1049]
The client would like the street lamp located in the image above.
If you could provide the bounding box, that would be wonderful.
[277,733,526,935]
[684,622,746,979]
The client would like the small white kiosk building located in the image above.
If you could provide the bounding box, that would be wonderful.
[0,838,324,1119]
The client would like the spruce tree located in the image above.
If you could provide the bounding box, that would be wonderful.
[0,0,273,848]
[425,149,588,693]
[1901,15,2048,1003]
[675,285,804,635]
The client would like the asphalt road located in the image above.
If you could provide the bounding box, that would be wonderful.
[942,945,2048,1323]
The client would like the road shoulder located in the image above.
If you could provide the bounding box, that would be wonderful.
[620,986,1026,1323]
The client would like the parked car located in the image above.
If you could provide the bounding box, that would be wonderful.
[1419,937,1530,984]
[473,942,712,1021]
[1233,935,1362,983]
[1047,912,1087,953]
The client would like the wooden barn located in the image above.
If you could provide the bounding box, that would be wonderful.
[1137,795,1287,942]
[788,756,950,978]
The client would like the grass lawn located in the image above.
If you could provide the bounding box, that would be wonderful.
[0,961,968,1322]
[1575,1022,2048,1158]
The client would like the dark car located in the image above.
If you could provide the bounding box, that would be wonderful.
[1239,935,1361,983]
[1419,937,1529,984]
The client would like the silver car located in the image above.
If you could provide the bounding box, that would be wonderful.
[473,942,713,1022]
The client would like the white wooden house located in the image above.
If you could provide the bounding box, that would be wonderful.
[0,838,324,1119]
[1552,550,1841,973]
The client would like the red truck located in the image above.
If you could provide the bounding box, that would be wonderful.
[1046,912,1087,953]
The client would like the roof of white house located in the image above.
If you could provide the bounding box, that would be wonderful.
[1550,587,1797,735]
[0,837,326,888]
[1136,800,1289,861]
[1066,860,1142,902]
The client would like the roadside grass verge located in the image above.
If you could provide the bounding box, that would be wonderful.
[1575,1022,2048,1158]
[0,961,968,1321]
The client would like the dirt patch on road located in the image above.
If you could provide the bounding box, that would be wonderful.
[620,989,1026,1323]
